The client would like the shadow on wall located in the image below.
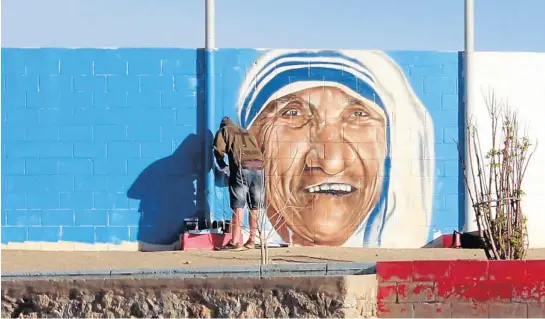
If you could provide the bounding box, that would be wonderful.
[457,51,467,232]
[127,134,202,251]
[126,49,218,251]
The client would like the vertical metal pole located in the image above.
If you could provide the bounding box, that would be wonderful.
[204,0,216,221]
[464,0,474,54]
[205,0,215,49]
[464,0,478,233]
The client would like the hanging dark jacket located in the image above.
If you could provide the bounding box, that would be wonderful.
[213,117,263,169]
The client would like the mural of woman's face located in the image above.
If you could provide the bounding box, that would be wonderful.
[249,86,388,246]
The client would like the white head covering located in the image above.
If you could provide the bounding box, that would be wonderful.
[237,49,434,248]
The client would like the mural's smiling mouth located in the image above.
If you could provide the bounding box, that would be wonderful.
[305,183,356,196]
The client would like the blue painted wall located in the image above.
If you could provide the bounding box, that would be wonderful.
[1,49,202,245]
[1,48,463,246]
[386,51,464,238]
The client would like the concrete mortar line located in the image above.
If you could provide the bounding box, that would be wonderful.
[1,261,377,281]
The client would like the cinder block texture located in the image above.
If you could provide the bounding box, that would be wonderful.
[1,49,462,247]
[376,260,545,318]
[2,49,199,246]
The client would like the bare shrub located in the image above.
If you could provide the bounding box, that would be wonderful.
[460,91,537,260]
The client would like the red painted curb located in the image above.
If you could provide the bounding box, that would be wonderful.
[376,260,545,318]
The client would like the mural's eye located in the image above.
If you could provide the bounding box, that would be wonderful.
[352,110,368,117]
[282,109,302,117]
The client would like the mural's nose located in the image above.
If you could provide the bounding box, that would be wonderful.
[306,123,354,175]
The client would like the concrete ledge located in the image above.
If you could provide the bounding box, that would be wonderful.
[261,262,328,277]
[1,261,377,281]
[327,262,377,275]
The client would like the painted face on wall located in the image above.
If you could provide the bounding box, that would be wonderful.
[238,50,435,248]
[249,85,387,246]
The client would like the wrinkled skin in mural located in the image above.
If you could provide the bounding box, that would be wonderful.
[249,87,387,246]
[236,50,435,248]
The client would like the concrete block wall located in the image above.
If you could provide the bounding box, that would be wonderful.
[1,48,464,249]
[469,52,545,247]
[1,48,201,247]
[376,260,545,318]
[386,51,463,240]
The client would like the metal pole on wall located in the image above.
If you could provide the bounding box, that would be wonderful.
[204,0,216,221]
[205,0,216,49]
[464,0,474,54]
[464,0,478,233]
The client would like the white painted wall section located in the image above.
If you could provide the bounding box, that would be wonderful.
[470,52,545,247]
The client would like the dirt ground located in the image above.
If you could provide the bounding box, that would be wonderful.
[3,247,545,273]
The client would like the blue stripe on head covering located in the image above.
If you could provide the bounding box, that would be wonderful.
[242,67,386,128]
[240,51,381,128]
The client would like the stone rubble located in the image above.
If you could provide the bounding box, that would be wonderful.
[2,287,356,318]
